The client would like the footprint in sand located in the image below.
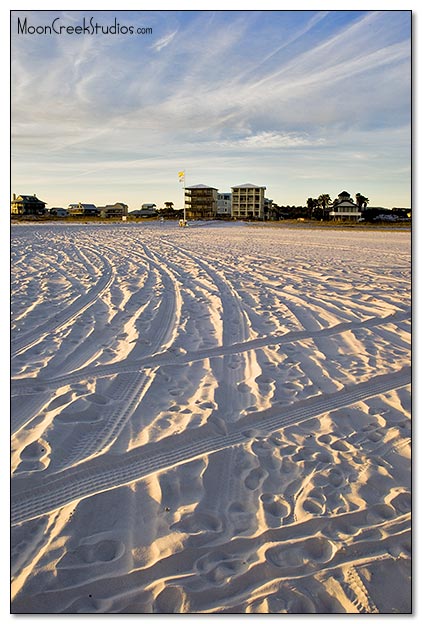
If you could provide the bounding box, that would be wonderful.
[72,538,125,565]
[169,388,184,397]
[195,551,244,586]
[331,516,361,538]
[365,502,396,524]
[313,450,332,463]
[154,586,184,613]
[251,438,273,454]
[173,511,222,534]
[266,537,335,569]
[67,594,113,613]
[16,439,50,473]
[244,467,267,490]
[330,439,350,453]
[287,593,318,614]
[167,405,180,413]
[86,393,110,405]
[56,409,103,424]
[327,467,346,488]
[389,490,411,514]
[55,397,103,424]
[354,527,383,542]
[261,493,290,524]
[46,390,75,411]
[302,498,325,515]
[227,501,256,533]
[255,373,275,386]
[292,447,314,463]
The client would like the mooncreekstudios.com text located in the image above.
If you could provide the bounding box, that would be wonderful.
[16,16,152,36]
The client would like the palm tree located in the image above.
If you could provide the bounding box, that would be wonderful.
[318,194,331,220]
[306,197,318,219]
[355,193,369,210]
[164,202,174,211]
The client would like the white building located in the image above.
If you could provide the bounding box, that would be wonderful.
[329,192,361,222]
[231,184,266,219]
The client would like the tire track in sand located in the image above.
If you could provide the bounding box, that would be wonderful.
[11,366,410,525]
[11,246,115,359]
[49,241,182,470]
[11,310,409,397]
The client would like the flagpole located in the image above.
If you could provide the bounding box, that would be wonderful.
[183,170,186,225]
[178,169,186,226]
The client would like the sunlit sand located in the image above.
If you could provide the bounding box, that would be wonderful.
[11,221,411,613]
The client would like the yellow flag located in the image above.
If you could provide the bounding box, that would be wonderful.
[178,171,185,182]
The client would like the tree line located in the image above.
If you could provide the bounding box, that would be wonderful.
[267,192,409,222]
[303,191,369,220]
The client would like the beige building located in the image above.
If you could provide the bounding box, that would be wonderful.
[231,184,266,219]
[185,184,218,219]
[68,203,99,216]
[98,202,128,218]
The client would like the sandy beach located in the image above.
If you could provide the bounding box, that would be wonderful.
[10,221,411,613]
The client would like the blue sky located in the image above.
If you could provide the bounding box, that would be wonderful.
[11,9,411,210]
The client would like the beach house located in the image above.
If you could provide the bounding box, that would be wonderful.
[130,205,158,218]
[329,191,362,222]
[231,184,266,219]
[68,203,99,217]
[49,207,68,217]
[98,202,129,218]
[11,194,47,215]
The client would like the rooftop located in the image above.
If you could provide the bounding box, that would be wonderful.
[68,203,97,209]
[13,195,46,204]
[335,199,357,207]
[185,184,218,190]
[232,183,266,189]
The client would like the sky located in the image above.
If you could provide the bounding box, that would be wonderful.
[10,9,411,210]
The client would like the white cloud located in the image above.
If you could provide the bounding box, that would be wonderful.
[10,10,411,209]
[151,29,178,52]
[214,132,328,150]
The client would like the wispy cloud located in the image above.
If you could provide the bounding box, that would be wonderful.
[11,10,411,208]
[152,29,178,52]
[214,132,328,151]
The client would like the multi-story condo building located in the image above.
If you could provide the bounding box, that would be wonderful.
[231,184,266,219]
[217,192,232,217]
[185,184,218,219]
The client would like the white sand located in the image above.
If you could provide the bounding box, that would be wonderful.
[11,221,411,613]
